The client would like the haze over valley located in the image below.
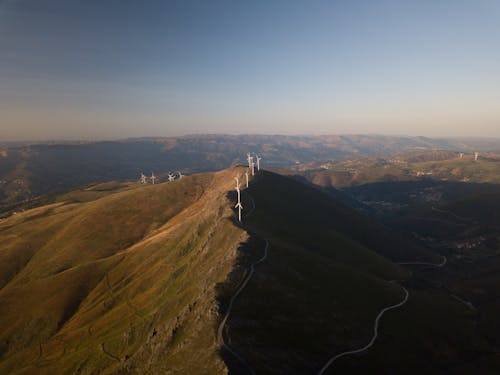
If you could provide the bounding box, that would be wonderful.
[1,0,500,374]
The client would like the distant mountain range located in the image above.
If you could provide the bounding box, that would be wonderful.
[1,134,500,213]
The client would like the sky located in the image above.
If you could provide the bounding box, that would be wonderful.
[0,0,499,140]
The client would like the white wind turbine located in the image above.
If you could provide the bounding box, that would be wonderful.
[234,176,241,203]
[459,153,464,159]
[234,176,243,222]
[474,152,479,161]
[256,155,262,171]
[177,171,184,179]
[168,172,175,182]
[246,153,253,168]
[245,171,249,188]
[250,159,255,176]
[150,172,156,184]
[140,172,147,184]
[235,201,243,222]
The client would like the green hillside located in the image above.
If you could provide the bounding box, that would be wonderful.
[297,152,500,189]
[0,168,248,374]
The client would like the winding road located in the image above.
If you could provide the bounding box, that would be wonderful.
[397,255,447,268]
[225,171,450,374]
[318,255,448,374]
[317,286,409,375]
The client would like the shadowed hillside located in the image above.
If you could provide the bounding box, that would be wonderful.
[217,171,432,374]
[219,171,495,374]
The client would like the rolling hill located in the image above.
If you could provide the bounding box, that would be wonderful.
[0,166,491,374]
[0,168,248,374]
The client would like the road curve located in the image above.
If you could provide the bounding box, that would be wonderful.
[317,286,409,375]
[397,255,447,268]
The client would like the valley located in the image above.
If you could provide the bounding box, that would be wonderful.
[293,151,500,373]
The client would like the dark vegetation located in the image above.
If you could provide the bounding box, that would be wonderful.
[295,153,500,373]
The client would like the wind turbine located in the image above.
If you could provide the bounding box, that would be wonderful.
[177,171,184,179]
[256,155,262,171]
[246,153,253,168]
[474,152,479,161]
[168,172,175,182]
[459,153,464,159]
[235,201,243,222]
[250,159,255,176]
[245,171,249,188]
[150,172,156,184]
[234,176,241,203]
[140,172,147,184]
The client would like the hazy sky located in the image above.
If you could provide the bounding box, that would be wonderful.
[0,0,499,140]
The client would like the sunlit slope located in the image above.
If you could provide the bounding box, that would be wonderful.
[303,153,500,189]
[221,171,423,374]
[0,168,248,374]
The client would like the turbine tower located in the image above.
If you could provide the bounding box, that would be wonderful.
[235,201,243,222]
[168,172,175,182]
[150,172,156,184]
[459,153,464,159]
[245,171,249,188]
[234,176,241,203]
[246,153,253,168]
[140,172,147,184]
[474,152,479,161]
[256,155,262,171]
[250,159,255,176]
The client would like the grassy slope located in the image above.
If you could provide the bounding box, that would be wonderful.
[300,154,500,189]
[221,171,417,374]
[0,167,248,374]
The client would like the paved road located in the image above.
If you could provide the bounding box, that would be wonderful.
[397,255,447,268]
[450,294,476,311]
[318,254,448,374]
[317,286,409,375]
